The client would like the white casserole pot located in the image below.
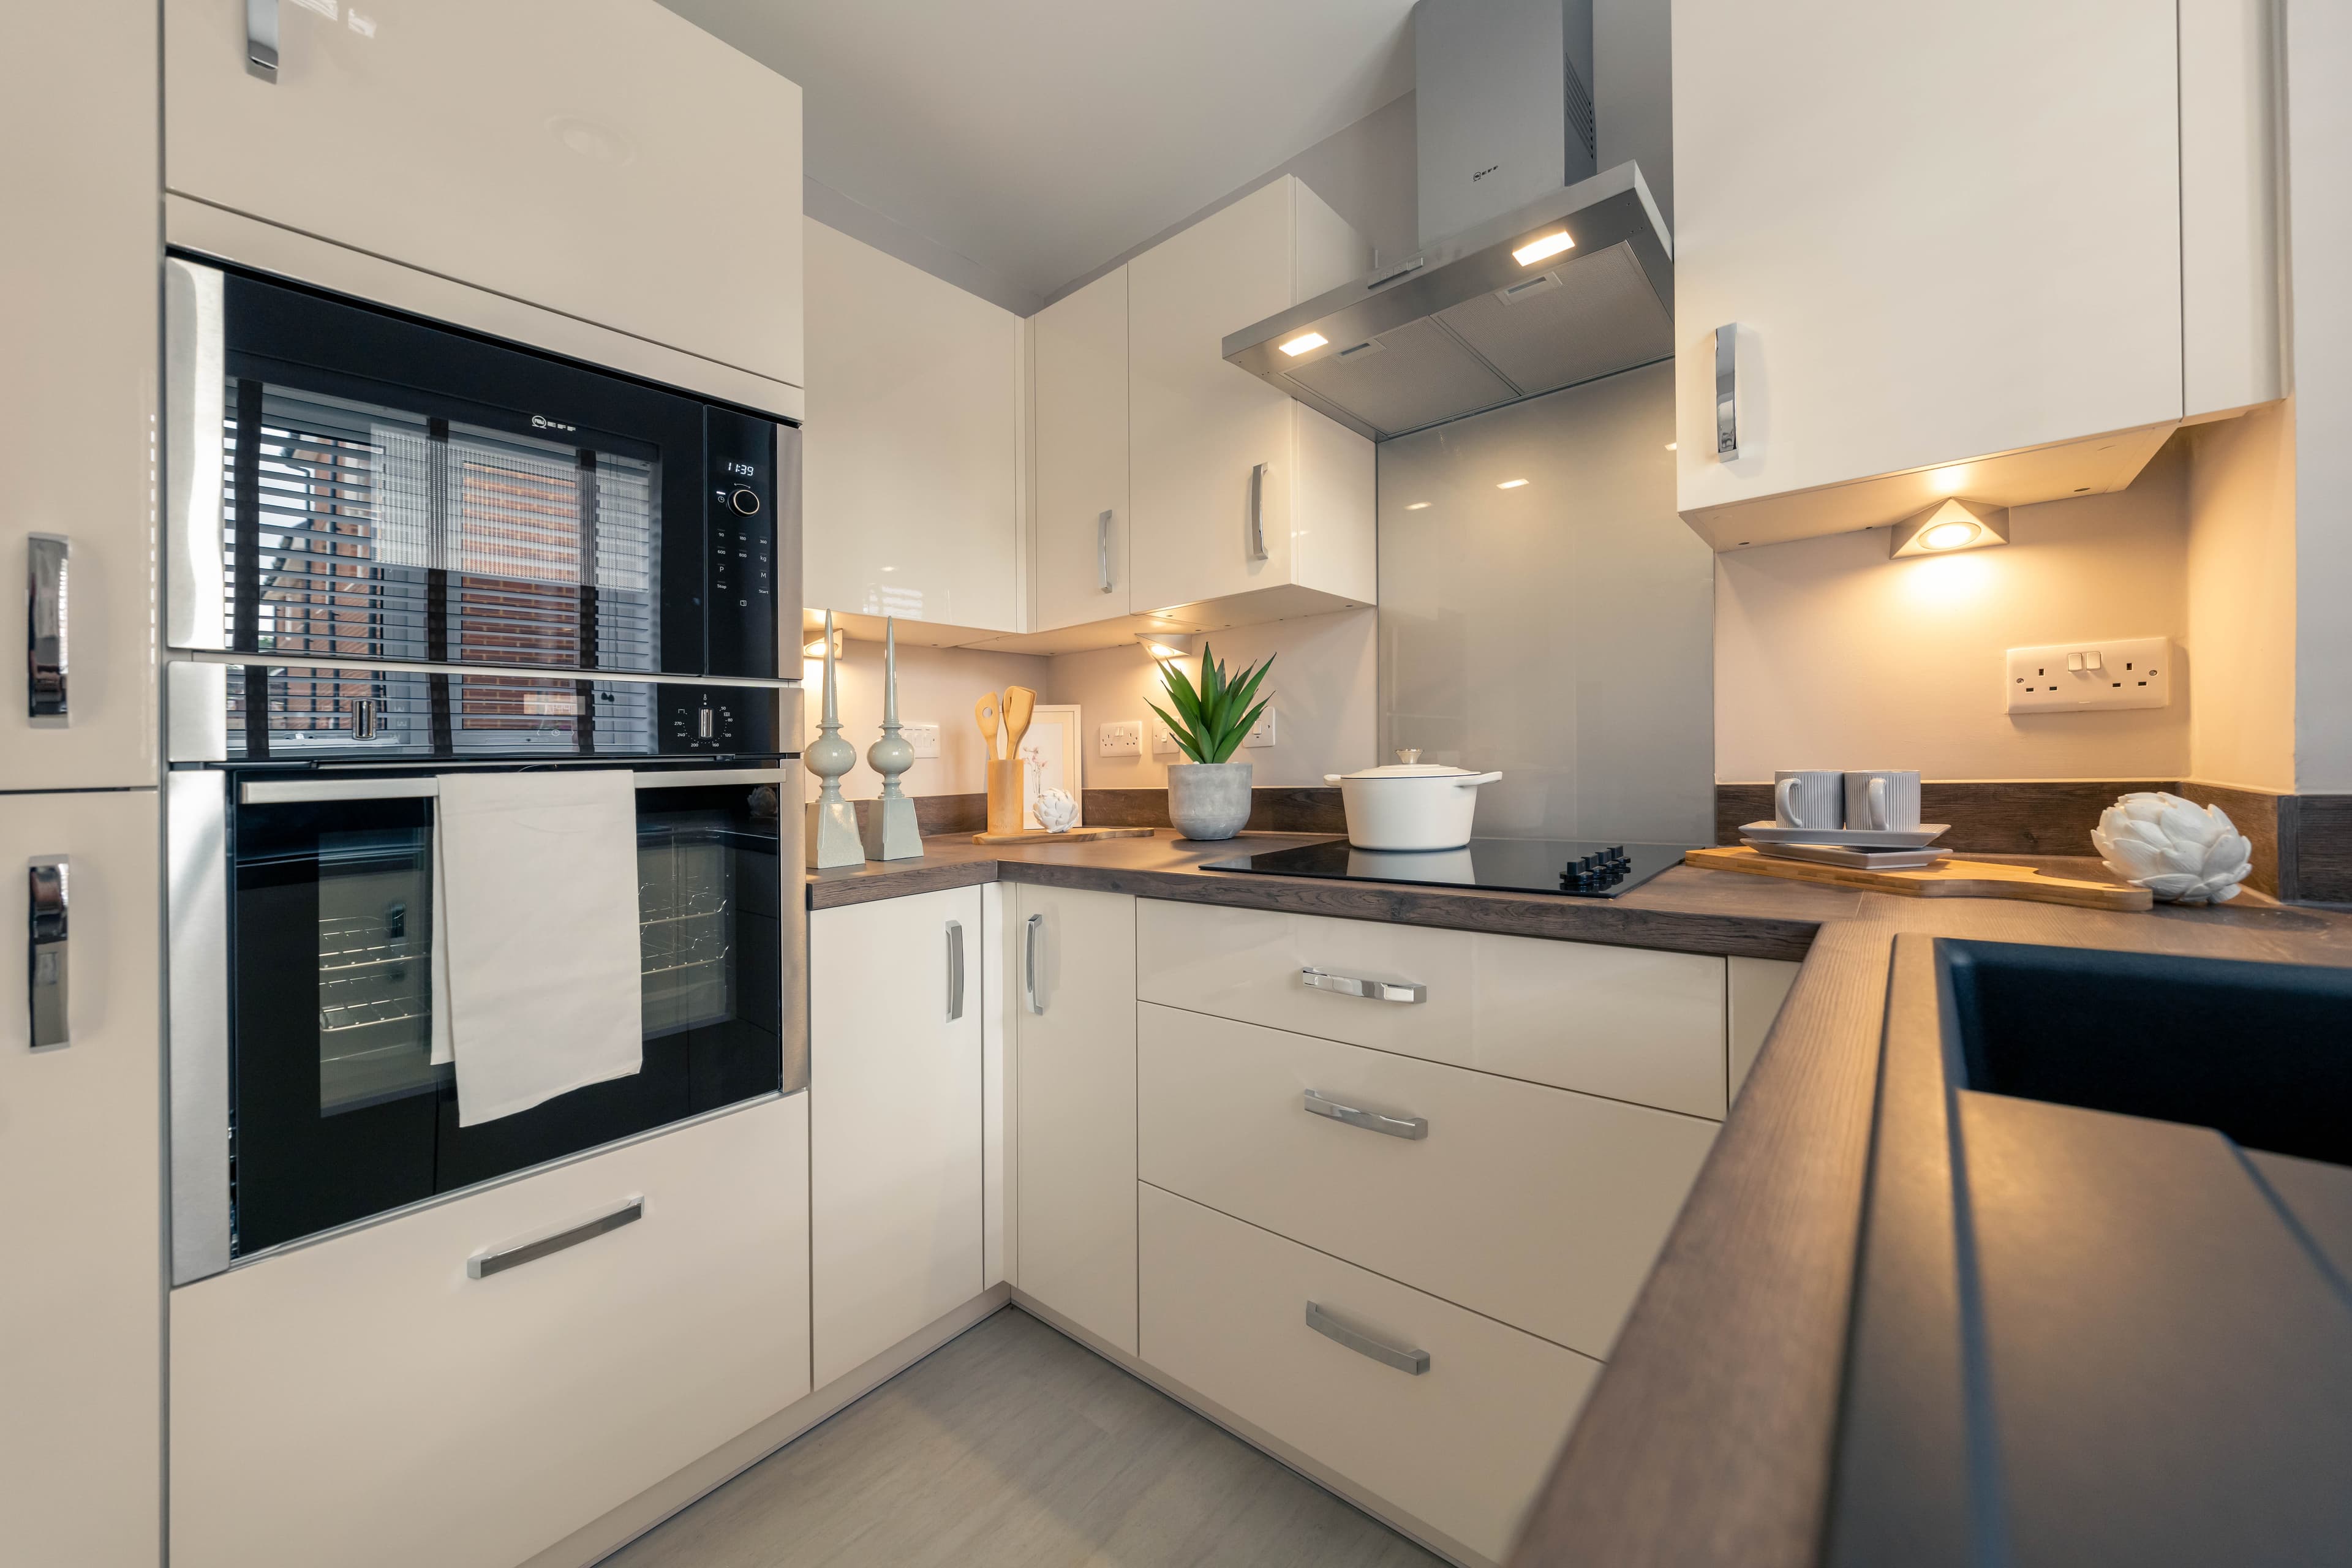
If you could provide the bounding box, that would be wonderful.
[1325,752,1504,851]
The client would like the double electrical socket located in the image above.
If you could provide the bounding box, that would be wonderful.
[1146,710,1277,752]
[903,722,940,759]
[1099,720,1142,757]
[2005,637,2172,714]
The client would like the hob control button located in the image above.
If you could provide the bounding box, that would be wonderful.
[728,487,761,516]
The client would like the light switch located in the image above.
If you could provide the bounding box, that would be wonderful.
[1150,719,1180,756]
[903,722,940,760]
[1099,720,1142,757]
[1243,706,1278,748]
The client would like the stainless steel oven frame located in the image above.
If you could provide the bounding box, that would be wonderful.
[166,750,805,1286]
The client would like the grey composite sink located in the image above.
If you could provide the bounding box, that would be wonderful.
[1824,937,2352,1568]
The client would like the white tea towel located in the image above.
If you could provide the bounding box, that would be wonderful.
[429,769,643,1125]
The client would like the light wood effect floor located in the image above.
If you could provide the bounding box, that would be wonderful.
[602,1306,1444,1567]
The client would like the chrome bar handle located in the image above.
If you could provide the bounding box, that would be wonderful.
[246,0,279,80]
[26,535,66,725]
[1714,323,1741,459]
[1303,1089,1428,1140]
[1305,1302,1428,1375]
[1024,912,1044,1015]
[1246,462,1269,561]
[28,859,67,1049]
[945,920,965,1021]
[1300,967,1425,1004]
[352,698,379,742]
[1097,509,1115,594]
[467,1197,642,1280]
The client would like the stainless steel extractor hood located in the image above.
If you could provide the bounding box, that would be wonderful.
[1223,0,1673,441]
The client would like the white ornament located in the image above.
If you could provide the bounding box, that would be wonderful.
[2090,791,2253,905]
[1035,787,1079,834]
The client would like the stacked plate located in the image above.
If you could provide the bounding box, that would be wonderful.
[1736,820,1953,870]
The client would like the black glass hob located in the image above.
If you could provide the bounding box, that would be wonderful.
[1202,838,1694,898]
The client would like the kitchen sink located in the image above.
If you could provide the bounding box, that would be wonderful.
[1941,939,2352,1167]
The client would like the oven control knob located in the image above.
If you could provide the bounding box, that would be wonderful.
[727,487,761,516]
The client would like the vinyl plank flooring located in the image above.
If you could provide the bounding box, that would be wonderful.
[603,1307,1444,1568]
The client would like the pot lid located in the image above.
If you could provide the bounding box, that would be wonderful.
[1330,749,1492,780]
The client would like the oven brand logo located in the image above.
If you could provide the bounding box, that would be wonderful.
[530,415,577,433]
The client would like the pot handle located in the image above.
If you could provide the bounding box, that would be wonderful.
[1457,772,1503,787]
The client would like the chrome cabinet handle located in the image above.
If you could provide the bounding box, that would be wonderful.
[467,1197,642,1280]
[945,919,965,1021]
[1024,913,1045,1014]
[1097,509,1115,594]
[246,0,279,80]
[1246,462,1268,561]
[28,859,68,1049]
[1714,323,1740,459]
[1305,1302,1428,1375]
[1300,967,1425,1004]
[1303,1089,1427,1140]
[27,535,67,725]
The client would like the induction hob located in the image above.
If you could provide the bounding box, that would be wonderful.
[1201,838,1693,898]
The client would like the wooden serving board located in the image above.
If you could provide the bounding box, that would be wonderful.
[971,826,1156,845]
[1683,845,2154,911]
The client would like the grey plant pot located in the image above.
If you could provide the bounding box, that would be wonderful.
[1167,760,1253,842]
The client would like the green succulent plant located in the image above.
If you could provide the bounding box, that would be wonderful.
[1149,643,1275,765]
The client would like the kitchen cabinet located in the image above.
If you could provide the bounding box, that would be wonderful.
[1013,884,1139,1354]
[810,887,986,1385]
[1,1,157,791]
[164,0,804,395]
[1729,956,1802,1101]
[1032,268,1133,631]
[801,219,1024,643]
[1672,0,2280,550]
[0,790,160,1567]
[172,1095,812,1568]
[1126,176,1378,621]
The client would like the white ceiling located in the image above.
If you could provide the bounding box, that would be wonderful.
[658,0,1417,309]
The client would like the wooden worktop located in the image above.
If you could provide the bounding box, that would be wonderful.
[812,831,2352,1566]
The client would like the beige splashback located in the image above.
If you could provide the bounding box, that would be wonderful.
[799,639,1049,800]
[1376,361,1716,843]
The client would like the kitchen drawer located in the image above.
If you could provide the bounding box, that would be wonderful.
[1137,899,1727,1117]
[171,1096,811,1568]
[1140,1185,1597,1566]
[1139,1005,1715,1357]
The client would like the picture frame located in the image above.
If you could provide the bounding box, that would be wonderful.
[1016,703,1082,829]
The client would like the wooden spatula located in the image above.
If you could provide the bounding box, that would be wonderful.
[1001,686,1037,760]
[974,692,1001,760]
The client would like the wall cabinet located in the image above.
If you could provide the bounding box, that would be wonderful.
[0,790,160,1567]
[164,0,804,394]
[1032,268,1133,632]
[801,220,1024,643]
[810,888,986,1385]
[1673,0,2280,549]
[1,1,157,791]
[172,1096,812,1568]
[1013,884,1139,1354]
[1128,176,1378,620]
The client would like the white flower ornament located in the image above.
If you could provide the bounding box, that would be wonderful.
[1035,787,1079,834]
[2090,791,2252,905]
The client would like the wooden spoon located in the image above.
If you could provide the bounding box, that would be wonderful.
[974,692,1001,760]
[1001,686,1037,761]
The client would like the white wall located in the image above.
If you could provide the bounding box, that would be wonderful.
[802,639,1050,801]
[1714,440,2191,782]
[1045,608,1377,790]
[2185,402,2297,791]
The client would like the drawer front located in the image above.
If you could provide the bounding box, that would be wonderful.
[1140,1185,1597,1565]
[171,1097,811,1568]
[1137,899,1727,1117]
[1139,1005,1716,1357]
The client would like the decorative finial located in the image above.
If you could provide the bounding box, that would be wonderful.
[804,611,862,868]
[861,616,921,859]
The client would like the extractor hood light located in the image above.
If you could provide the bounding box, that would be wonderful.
[1496,478,1530,489]
[1278,331,1329,357]
[1405,501,1431,511]
[1511,230,1575,266]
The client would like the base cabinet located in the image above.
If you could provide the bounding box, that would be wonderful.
[1013,884,1139,1354]
[1140,1185,1599,1566]
[170,1096,812,1568]
[810,888,986,1385]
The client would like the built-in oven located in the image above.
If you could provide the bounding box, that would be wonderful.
[163,255,796,682]
[167,667,804,1285]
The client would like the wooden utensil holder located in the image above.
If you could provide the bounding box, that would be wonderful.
[986,758,1027,835]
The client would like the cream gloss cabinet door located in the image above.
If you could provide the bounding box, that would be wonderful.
[1014,884,1139,1354]
[810,888,986,1385]
[172,1096,813,1568]
[801,219,1023,636]
[1033,267,1132,630]
[0,790,160,1567]
[0,1,157,791]
[164,0,804,391]
[1128,176,1375,616]
[1672,0,2183,518]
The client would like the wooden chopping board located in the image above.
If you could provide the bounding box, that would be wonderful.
[971,826,1155,845]
[1684,845,2153,911]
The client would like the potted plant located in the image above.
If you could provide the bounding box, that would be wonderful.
[1149,643,1273,842]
